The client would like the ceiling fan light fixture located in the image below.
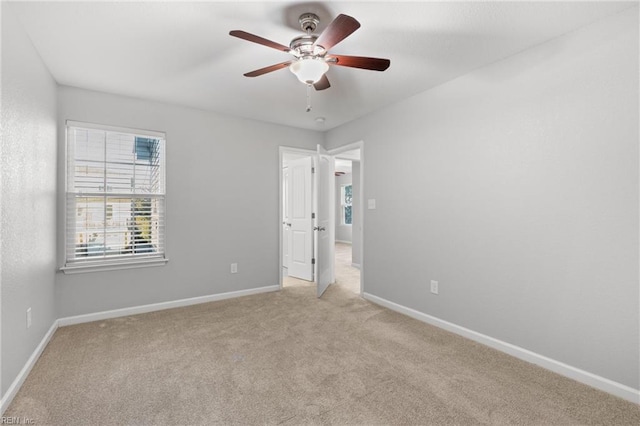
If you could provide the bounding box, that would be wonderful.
[230,13,389,94]
[289,57,329,85]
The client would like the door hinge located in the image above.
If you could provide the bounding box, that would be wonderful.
[312,212,316,219]
[312,258,316,265]
[311,167,315,173]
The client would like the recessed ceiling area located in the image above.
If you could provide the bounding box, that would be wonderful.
[334,159,353,174]
[8,1,634,131]
[334,149,360,162]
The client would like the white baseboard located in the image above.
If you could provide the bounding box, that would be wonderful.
[1,285,280,415]
[1,321,59,414]
[363,292,640,405]
[58,285,280,327]
[351,263,361,269]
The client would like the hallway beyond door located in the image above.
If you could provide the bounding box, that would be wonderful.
[283,243,360,295]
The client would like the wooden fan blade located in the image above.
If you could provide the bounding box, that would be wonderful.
[313,74,331,91]
[329,55,390,71]
[314,14,360,51]
[244,61,293,77]
[229,30,290,53]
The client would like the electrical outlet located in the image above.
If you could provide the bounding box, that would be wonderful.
[430,280,439,295]
[230,263,238,274]
[26,307,32,329]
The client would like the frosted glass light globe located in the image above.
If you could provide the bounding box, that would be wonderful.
[289,58,329,84]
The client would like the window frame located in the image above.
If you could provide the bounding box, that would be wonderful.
[61,120,169,274]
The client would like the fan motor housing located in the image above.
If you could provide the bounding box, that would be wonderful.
[289,34,325,57]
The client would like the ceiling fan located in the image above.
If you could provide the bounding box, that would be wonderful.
[229,13,390,91]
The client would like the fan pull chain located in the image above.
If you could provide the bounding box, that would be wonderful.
[306,84,312,112]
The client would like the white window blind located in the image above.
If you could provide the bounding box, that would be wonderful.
[64,121,166,271]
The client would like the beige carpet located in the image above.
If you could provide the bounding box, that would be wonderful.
[6,246,640,424]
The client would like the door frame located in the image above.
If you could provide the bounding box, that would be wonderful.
[279,146,316,289]
[328,141,364,296]
[278,142,364,295]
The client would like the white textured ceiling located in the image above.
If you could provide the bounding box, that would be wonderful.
[8,1,633,131]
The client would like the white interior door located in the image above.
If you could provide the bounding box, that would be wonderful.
[288,156,314,281]
[315,145,335,297]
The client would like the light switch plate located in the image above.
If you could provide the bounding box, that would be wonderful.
[367,199,376,209]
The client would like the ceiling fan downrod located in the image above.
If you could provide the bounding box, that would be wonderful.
[300,13,320,112]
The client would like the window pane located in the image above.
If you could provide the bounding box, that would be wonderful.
[104,134,164,194]
[105,132,136,193]
[340,184,353,225]
[127,197,160,254]
[71,195,164,259]
[73,196,106,258]
[344,185,352,205]
[344,205,352,225]
[133,138,163,193]
[72,128,105,193]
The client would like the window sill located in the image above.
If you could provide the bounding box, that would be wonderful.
[60,257,169,274]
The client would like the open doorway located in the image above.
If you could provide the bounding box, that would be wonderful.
[331,146,362,295]
[279,145,335,296]
[278,143,363,297]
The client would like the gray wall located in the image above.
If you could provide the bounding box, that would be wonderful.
[1,5,58,396]
[325,8,639,389]
[55,87,322,318]
[335,173,353,243]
